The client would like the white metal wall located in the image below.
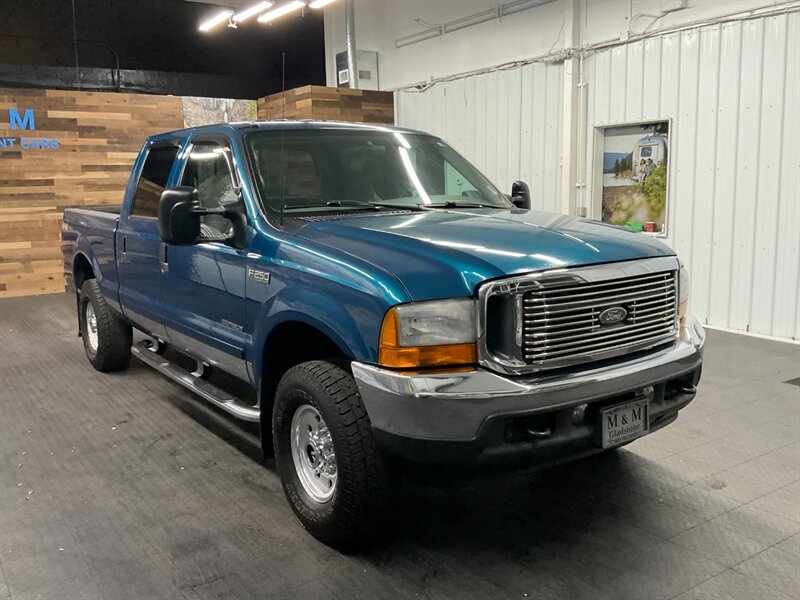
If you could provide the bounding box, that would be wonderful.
[581,12,800,340]
[396,12,799,340]
[396,62,564,213]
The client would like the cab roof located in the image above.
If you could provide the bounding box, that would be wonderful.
[151,120,428,142]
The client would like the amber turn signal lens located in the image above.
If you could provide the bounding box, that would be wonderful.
[378,307,477,369]
[379,343,477,369]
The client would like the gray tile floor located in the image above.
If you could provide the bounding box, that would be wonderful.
[1,293,798,600]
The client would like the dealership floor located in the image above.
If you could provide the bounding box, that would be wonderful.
[0,293,798,600]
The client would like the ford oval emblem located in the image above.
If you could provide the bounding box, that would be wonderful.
[599,306,628,326]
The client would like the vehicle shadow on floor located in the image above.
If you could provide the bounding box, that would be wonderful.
[130,354,709,562]
[128,356,267,466]
[382,452,641,545]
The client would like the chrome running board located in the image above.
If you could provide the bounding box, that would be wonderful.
[132,340,260,422]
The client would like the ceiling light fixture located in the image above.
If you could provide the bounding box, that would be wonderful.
[198,9,234,32]
[257,1,306,23]
[234,1,274,22]
[309,0,336,8]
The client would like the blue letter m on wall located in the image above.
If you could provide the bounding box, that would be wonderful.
[9,108,35,131]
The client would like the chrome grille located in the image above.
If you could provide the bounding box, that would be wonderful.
[521,270,678,366]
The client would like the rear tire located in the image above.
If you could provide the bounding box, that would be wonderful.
[273,360,387,549]
[78,279,132,372]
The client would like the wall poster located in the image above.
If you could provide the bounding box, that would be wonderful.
[600,120,669,235]
[181,96,257,128]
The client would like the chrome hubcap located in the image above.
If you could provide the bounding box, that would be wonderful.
[85,302,99,352]
[290,405,337,503]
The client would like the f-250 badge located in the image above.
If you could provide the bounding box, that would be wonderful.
[247,268,271,284]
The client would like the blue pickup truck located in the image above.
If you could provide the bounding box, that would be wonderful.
[62,121,705,546]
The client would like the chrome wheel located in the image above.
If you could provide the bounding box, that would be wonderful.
[290,404,337,503]
[85,302,99,352]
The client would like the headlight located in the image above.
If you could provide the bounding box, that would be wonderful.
[378,299,477,369]
[678,265,690,330]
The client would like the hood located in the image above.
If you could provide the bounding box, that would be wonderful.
[288,208,675,300]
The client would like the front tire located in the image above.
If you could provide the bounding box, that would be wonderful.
[78,279,132,372]
[273,360,386,548]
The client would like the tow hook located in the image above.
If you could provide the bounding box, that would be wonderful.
[526,427,552,439]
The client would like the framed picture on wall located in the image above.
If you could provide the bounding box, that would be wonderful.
[593,120,670,235]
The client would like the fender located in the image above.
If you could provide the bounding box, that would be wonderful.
[72,249,102,288]
[63,207,123,313]
[73,241,121,314]
[248,284,382,383]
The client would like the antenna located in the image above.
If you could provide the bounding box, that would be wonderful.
[279,51,286,226]
[281,51,287,120]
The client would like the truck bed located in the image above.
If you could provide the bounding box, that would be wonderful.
[67,205,122,216]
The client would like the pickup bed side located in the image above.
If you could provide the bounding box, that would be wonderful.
[62,206,122,313]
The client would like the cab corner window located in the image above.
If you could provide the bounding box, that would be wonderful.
[131,144,179,218]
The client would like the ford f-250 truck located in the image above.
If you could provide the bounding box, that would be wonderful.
[62,121,704,547]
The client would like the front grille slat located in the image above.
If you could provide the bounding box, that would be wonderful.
[524,329,674,360]
[514,269,678,367]
[523,285,675,311]
[626,296,675,310]
[525,314,599,326]
[524,318,674,349]
[522,271,672,296]
[627,306,676,322]
[524,278,674,302]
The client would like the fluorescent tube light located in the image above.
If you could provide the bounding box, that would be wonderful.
[257,1,305,23]
[198,9,234,32]
[309,0,335,8]
[234,1,274,22]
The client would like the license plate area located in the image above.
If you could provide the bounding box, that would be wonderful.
[599,397,650,449]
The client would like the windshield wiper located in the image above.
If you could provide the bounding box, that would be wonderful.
[420,201,494,209]
[285,200,381,210]
[367,201,426,211]
[326,200,377,208]
[327,200,426,212]
[285,200,425,212]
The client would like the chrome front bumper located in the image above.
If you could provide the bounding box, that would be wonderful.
[352,314,705,442]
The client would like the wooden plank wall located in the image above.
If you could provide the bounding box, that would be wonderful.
[257,85,394,124]
[0,86,392,298]
[0,88,184,298]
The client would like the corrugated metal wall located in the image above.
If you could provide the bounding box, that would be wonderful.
[396,12,799,340]
[396,62,564,213]
[581,12,799,340]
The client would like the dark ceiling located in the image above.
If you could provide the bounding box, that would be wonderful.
[0,0,326,98]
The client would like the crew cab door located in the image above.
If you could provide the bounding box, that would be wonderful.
[159,136,250,382]
[116,140,180,339]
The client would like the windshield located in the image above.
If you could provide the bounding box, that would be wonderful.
[244,128,511,216]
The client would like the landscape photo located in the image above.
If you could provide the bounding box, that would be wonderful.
[182,96,258,128]
[601,121,669,234]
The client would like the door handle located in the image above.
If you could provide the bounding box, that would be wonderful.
[159,243,169,273]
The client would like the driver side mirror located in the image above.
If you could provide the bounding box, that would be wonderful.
[159,186,200,245]
[158,186,247,248]
[510,181,531,210]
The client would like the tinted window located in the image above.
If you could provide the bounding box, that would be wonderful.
[181,141,238,237]
[244,129,509,218]
[259,149,322,201]
[132,145,179,218]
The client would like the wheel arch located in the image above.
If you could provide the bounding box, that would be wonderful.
[73,252,95,290]
[257,318,352,454]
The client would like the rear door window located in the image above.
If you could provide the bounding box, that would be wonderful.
[131,144,179,218]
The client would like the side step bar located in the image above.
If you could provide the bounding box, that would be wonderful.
[131,340,260,422]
